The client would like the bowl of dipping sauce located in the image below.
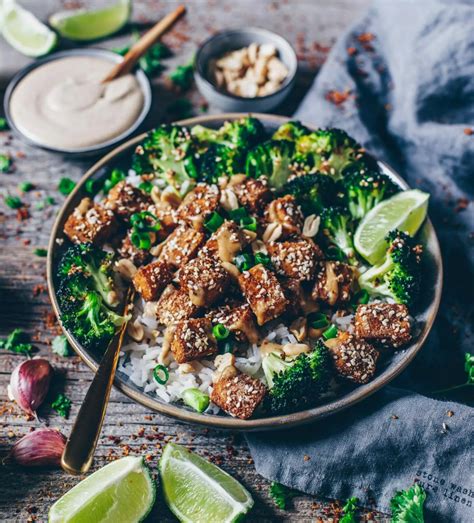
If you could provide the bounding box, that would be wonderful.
[195,28,297,112]
[4,49,152,156]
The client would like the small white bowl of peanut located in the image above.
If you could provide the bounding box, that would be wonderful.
[195,28,297,112]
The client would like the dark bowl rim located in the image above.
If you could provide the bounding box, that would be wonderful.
[47,112,443,431]
[194,27,298,102]
[3,48,152,156]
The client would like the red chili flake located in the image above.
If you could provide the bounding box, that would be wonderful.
[391,414,399,420]
[304,454,311,461]
[464,128,473,135]
[454,198,469,212]
[447,410,454,417]
[23,238,31,245]
[362,43,375,53]
[32,284,46,297]
[313,42,331,53]
[347,46,357,56]
[16,207,29,221]
[16,151,26,159]
[325,89,352,106]
[357,32,375,43]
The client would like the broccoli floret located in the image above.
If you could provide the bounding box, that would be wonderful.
[320,206,355,259]
[272,120,310,142]
[198,143,243,183]
[132,124,198,196]
[246,139,295,188]
[192,116,266,150]
[295,128,362,179]
[57,244,126,351]
[342,155,399,219]
[263,341,331,414]
[281,173,340,214]
[359,230,422,305]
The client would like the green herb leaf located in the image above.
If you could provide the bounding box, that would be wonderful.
[0,117,9,131]
[433,352,474,394]
[4,195,23,209]
[269,481,297,510]
[0,328,34,355]
[34,248,48,257]
[0,154,11,172]
[51,335,72,357]
[51,393,72,418]
[169,61,194,91]
[58,177,76,196]
[85,178,102,195]
[390,483,426,523]
[19,182,34,192]
[138,180,153,193]
[340,496,359,523]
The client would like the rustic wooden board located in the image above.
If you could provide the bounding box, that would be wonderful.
[0,0,391,521]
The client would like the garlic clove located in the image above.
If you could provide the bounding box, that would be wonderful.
[9,359,53,416]
[10,428,66,468]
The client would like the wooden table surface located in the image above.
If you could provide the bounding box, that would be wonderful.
[0,1,391,521]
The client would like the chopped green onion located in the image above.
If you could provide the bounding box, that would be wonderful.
[19,182,34,192]
[322,324,338,340]
[0,154,11,173]
[229,207,249,221]
[240,215,257,232]
[354,289,370,305]
[58,177,76,196]
[139,180,153,193]
[85,178,102,195]
[45,196,56,206]
[34,248,47,257]
[130,231,152,250]
[103,168,125,193]
[212,323,230,341]
[153,364,169,385]
[182,388,210,413]
[234,253,254,272]
[254,252,271,267]
[184,156,199,179]
[4,195,23,209]
[204,211,224,232]
[308,312,329,330]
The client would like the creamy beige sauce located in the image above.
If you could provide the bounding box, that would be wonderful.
[9,56,144,150]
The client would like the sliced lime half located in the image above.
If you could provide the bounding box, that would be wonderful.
[160,442,254,523]
[354,189,429,264]
[49,0,131,42]
[48,456,155,523]
[1,0,57,57]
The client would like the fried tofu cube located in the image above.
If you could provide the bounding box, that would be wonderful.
[171,318,218,364]
[159,224,205,268]
[105,181,152,220]
[264,195,304,235]
[118,233,151,267]
[200,220,249,262]
[354,303,412,348]
[279,277,304,317]
[312,261,357,306]
[177,183,220,230]
[233,176,272,214]
[267,239,323,281]
[238,264,288,325]
[155,285,201,326]
[179,255,231,307]
[206,303,259,343]
[132,260,174,301]
[64,198,118,245]
[210,372,267,419]
[326,331,379,384]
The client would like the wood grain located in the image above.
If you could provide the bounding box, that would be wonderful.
[0,1,390,521]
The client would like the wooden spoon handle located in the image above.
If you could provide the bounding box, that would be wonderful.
[102,5,186,83]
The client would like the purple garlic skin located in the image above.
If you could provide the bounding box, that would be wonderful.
[8,358,53,416]
[10,428,67,467]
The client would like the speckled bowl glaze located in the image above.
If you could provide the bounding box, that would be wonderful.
[4,48,152,157]
[194,28,297,112]
[47,113,443,431]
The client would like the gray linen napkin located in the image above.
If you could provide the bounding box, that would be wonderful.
[247,1,474,521]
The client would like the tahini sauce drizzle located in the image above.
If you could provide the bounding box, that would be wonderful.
[9,56,144,150]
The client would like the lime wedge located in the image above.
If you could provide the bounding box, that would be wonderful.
[354,189,429,264]
[160,443,254,523]
[49,0,131,42]
[49,456,155,523]
[1,0,57,57]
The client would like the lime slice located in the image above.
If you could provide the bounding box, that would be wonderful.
[49,0,131,42]
[49,456,155,523]
[354,189,429,264]
[160,443,254,523]
[1,0,57,57]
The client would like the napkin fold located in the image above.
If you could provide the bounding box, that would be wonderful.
[247,1,474,521]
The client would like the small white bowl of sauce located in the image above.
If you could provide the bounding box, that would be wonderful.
[4,49,152,156]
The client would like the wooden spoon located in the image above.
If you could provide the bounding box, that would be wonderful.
[102,5,186,83]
